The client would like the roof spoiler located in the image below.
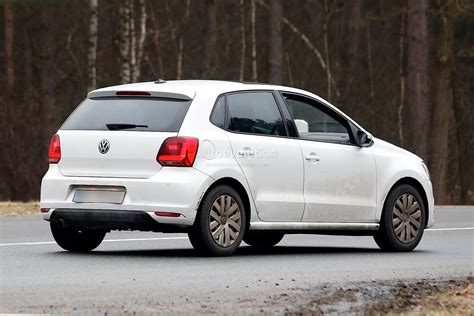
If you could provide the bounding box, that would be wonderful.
[87,90,194,101]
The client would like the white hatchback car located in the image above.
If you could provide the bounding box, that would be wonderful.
[41,80,434,256]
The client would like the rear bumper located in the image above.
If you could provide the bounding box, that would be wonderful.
[40,165,214,227]
[49,209,190,232]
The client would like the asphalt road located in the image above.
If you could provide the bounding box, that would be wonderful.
[1,207,473,314]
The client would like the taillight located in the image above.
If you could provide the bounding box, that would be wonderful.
[157,137,199,167]
[116,91,150,96]
[48,134,61,164]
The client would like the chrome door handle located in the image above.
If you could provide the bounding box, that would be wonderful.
[305,153,320,162]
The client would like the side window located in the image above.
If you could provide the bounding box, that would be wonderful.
[284,95,352,144]
[227,92,286,136]
[210,96,226,128]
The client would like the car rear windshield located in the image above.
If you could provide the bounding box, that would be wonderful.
[61,97,191,132]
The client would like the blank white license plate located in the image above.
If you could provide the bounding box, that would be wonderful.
[73,187,126,204]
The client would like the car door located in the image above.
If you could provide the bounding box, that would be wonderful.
[280,92,377,223]
[224,91,305,222]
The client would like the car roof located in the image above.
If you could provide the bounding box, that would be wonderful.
[88,80,367,132]
[88,80,312,100]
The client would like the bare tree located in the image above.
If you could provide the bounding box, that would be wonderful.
[133,0,147,81]
[1,3,14,199]
[251,0,258,81]
[87,0,98,92]
[4,4,14,95]
[39,8,56,143]
[119,0,131,83]
[405,0,430,159]
[149,3,164,79]
[429,0,459,203]
[339,0,361,105]
[129,0,136,82]
[203,0,217,78]
[256,0,339,96]
[366,19,375,121]
[176,0,191,80]
[268,0,283,84]
[398,10,406,146]
[239,0,246,81]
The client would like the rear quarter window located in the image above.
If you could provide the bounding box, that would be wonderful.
[61,97,191,132]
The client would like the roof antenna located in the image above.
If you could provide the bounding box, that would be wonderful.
[145,59,166,84]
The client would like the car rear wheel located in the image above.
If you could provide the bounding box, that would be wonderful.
[244,231,284,248]
[50,222,105,252]
[188,185,246,256]
[374,184,425,252]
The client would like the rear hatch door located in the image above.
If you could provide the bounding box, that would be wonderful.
[58,95,192,178]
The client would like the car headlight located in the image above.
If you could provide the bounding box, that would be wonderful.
[421,161,430,180]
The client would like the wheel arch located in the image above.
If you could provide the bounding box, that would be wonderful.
[384,177,429,227]
[198,177,252,227]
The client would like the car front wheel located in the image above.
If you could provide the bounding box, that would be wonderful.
[188,185,246,256]
[374,184,426,252]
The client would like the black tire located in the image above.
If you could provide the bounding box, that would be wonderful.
[51,222,105,252]
[374,184,426,252]
[243,231,284,248]
[188,185,246,256]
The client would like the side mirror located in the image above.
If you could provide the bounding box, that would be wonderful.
[356,130,372,147]
[294,119,309,134]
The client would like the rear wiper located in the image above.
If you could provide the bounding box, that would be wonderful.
[106,123,149,130]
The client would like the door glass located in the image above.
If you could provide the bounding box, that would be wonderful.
[284,96,351,144]
[227,92,286,136]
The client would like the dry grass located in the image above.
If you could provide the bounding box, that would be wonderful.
[0,201,40,216]
[368,277,474,315]
[399,283,474,315]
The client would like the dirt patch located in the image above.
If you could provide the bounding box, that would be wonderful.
[0,201,40,216]
[284,276,473,315]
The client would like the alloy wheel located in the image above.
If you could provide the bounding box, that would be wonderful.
[209,195,242,247]
[392,193,422,243]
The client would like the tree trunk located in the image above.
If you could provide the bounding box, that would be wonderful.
[251,0,257,81]
[268,0,282,84]
[398,10,406,146]
[366,20,375,126]
[39,8,56,144]
[339,0,361,106]
[4,4,14,94]
[119,0,131,83]
[176,0,190,80]
[405,0,430,159]
[129,0,136,82]
[87,0,98,92]
[1,4,14,200]
[150,5,164,78]
[429,0,459,204]
[322,0,333,101]
[203,0,217,78]
[133,0,147,82]
[239,0,246,81]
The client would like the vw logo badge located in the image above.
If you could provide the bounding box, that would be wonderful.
[98,139,110,154]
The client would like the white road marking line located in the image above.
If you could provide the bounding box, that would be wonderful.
[426,227,474,232]
[0,236,188,247]
[0,227,472,247]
